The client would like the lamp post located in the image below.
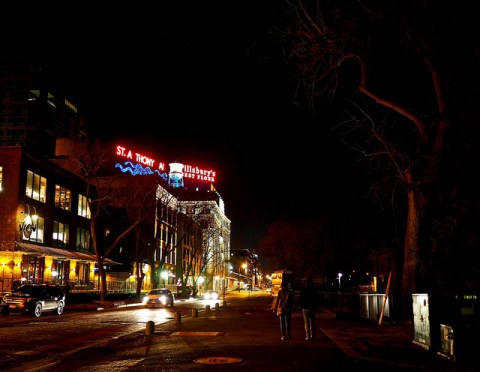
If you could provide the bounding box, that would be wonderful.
[338,273,343,312]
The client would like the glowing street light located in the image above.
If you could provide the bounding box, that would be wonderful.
[338,272,343,312]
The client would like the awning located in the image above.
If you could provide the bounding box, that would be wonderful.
[14,242,121,265]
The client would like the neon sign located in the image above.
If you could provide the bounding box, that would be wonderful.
[116,145,165,171]
[115,145,216,184]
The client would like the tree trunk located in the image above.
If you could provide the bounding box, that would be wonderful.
[90,218,108,302]
[98,258,107,301]
[134,233,143,298]
[136,271,144,298]
[401,187,427,321]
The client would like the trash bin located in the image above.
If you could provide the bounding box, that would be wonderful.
[412,293,478,365]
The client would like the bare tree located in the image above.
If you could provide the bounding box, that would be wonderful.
[176,212,204,296]
[131,216,155,298]
[75,140,158,301]
[152,190,221,296]
[259,218,334,277]
[175,199,230,296]
[146,184,179,291]
[279,1,479,318]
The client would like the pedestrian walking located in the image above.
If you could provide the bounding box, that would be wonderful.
[299,277,318,340]
[273,282,294,340]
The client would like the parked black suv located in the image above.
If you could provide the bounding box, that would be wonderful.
[0,284,66,317]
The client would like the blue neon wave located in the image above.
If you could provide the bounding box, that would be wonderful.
[115,162,168,181]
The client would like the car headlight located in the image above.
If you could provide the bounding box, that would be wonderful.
[142,296,149,304]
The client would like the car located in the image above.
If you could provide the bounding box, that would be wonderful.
[203,290,219,300]
[0,284,66,317]
[143,288,175,308]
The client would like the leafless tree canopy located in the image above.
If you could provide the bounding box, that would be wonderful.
[277,0,480,319]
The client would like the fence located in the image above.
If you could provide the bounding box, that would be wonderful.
[359,293,393,323]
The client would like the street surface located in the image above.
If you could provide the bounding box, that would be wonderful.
[0,291,460,371]
[0,296,208,371]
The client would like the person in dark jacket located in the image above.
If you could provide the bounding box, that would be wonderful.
[299,277,318,340]
[273,283,294,340]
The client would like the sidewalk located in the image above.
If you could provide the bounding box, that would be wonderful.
[58,292,463,371]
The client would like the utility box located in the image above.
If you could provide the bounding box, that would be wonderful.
[439,324,454,359]
[412,294,433,350]
[412,293,478,365]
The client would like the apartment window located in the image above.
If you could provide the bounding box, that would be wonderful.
[76,227,91,250]
[25,170,47,202]
[77,194,91,219]
[0,166,3,192]
[55,184,71,210]
[53,221,69,247]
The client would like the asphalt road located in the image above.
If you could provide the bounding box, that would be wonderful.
[0,291,465,371]
[18,292,467,371]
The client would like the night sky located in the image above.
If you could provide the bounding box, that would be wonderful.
[2,2,370,251]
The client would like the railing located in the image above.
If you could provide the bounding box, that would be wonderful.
[70,280,137,294]
[1,279,142,297]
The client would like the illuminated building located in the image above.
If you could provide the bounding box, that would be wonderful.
[0,64,231,297]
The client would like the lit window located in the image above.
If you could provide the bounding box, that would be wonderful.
[25,170,47,202]
[76,227,91,250]
[77,194,91,219]
[53,221,69,247]
[55,184,72,211]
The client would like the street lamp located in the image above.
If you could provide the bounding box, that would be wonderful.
[338,273,343,312]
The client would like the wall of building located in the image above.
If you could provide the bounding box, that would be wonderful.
[0,147,22,246]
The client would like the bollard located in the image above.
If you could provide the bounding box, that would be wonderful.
[146,320,155,335]
[205,304,211,316]
[215,302,220,311]
[192,308,199,318]
[174,311,182,324]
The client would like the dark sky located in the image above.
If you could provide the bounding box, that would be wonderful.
[2,2,367,251]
